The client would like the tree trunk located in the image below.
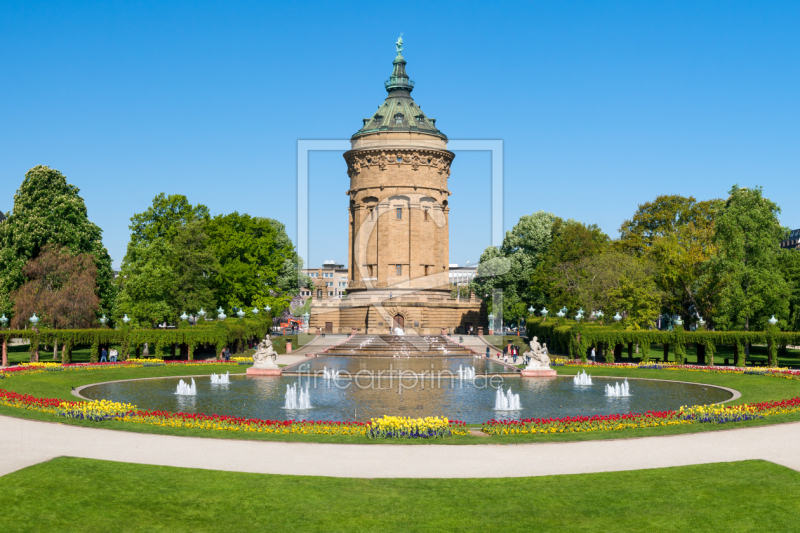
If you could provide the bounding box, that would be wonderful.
[1,339,7,367]
[663,343,669,363]
[53,339,59,361]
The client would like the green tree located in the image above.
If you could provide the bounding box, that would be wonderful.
[471,211,555,319]
[709,185,789,331]
[114,238,175,327]
[531,218,609,311]
[619,194,722,322]
[0,166,115,319]
[128,193,209,247]
[205,213,309,312]
[169,220,220,317]
[553,251,663,329]
[115,221,220,327]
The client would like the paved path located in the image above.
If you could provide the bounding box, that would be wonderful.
[2,414,800,478]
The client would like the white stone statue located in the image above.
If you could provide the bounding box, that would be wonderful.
[523,336,551,370]
[252,335,278,369]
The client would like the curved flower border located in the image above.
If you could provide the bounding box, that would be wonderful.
[2,359,800,438]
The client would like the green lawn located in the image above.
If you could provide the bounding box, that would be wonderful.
[1,457,798,532]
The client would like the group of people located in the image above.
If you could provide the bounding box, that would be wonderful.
[99,348,118,362]
[483,343,522,364]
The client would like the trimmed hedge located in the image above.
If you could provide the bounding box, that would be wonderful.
[0,318,270,363]
[527,317,800,367]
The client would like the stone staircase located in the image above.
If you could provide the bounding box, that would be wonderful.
[324,334,474,357]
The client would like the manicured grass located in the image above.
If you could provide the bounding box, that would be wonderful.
[1,457,798,532]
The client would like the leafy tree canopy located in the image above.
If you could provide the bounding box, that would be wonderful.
[531,218,610,311]
[205,213,310,313]
[709,185,789,331]
[128,193,209,247]
[471,211,555,322]
[0,166,115,318]
[10,244,100,329]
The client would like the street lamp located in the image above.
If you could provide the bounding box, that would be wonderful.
[217,307,227,320]
[769,315,778,326]
[596,310,604,320]
[122,314,130,325]
[575,313,583,322]
[180,312,188,321]
[675,316,683,327]
[252,307,259,315]
[99,314,108,327]
[577,308,585,317]
[236,308,245,319]
[613,312,622,323]
[556,308,565,318]
[0,314,8,329]
[30,313,40,327]
[198,308,207,321]
[698,316,706,327]
[541,307,549,317]
[264,305,271,313]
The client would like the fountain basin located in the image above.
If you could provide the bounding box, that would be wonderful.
[246,367,282,376]
[520,368,557,378]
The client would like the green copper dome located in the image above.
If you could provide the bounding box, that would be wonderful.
[352,37,446,140]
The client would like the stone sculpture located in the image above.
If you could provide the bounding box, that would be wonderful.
[523,336,551,370]
[252,335,278,369]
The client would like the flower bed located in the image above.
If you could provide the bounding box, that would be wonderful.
[482,397,800,435]
[367,416,468,439]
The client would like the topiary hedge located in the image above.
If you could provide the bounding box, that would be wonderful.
[0,318,270,363]
[527,317,800,367]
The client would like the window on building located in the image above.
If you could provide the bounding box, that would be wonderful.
[327,282,333,287]
[396,264,402,276]
[395,114,403,126]
[424,210,428,221]
[317,290,322,298]
[396,208,402,220]
[368,265,374,277]
[369,208,374,220]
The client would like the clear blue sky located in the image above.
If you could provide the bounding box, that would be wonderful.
[1,1,798,269]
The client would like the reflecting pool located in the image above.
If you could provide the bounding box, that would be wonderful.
[81,357,733,423]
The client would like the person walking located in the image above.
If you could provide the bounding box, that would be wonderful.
[485,346,490,358]
[109,348,118,362]
[512,346,517,364]
[591,347,596,364]
[100,347,108,362]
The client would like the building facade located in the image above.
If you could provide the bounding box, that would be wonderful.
[300,261,349,300]
[309,38,485,335]
[781,229,800,250]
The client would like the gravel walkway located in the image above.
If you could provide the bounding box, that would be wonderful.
[2,414,799,478]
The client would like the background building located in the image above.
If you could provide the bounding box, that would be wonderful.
[300,261,349,300]
[781,229,800,250]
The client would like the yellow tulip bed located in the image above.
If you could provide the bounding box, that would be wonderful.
[367,416,469,438]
